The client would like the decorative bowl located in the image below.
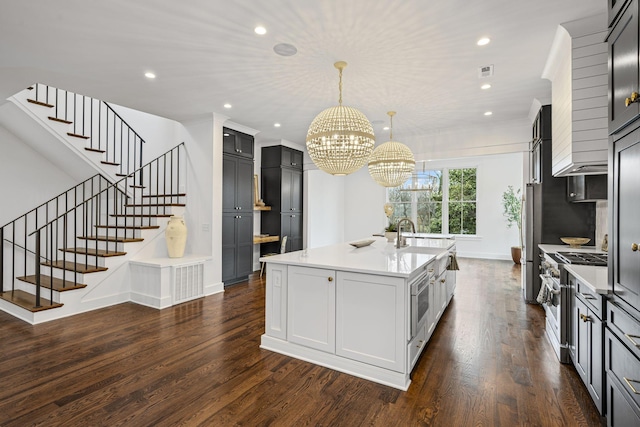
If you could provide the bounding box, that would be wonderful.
[560,237,591,248]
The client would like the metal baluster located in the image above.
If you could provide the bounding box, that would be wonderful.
[35,230,41,308]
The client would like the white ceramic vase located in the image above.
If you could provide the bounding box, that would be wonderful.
[165,215,187,258]
[385,231,396,243]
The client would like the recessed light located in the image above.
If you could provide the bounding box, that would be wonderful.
[254,26,267,35]
[481,83,492,90]
[223,133,230,137]
[484,111,493,116]
[223,103,232,109]
[274,123,281,128]
[144,72,156,79]
[477,37,491,46]
[383,126,390,131]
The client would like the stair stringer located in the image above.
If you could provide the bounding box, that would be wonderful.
[3,89,122,182]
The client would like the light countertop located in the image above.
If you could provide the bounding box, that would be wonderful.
[538,244,606,254]
[563,264,608,294]
[260,237,455,278]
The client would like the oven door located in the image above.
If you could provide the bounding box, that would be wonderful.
[540,275,561,333]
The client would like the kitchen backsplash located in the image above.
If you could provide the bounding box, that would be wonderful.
[596,201,608,250]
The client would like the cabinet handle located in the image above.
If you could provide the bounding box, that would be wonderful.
[632,243,638,252]
[569,192,576,197]
[580,313,590,322]
[579,292,596,300]
[440,279,446,283]
[623,377,640,395]
[625,92,639,107]
[328,277,333,282]
[291,162,297,166]
[238,207,242,210]
[625,333,640,348]
[291,215,296,218]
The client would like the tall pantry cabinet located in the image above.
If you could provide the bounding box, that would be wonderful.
[222,128,254,285]
[606,0,640,424]
[260,146,304,255]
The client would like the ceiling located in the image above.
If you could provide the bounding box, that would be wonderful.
[0,0,606,153]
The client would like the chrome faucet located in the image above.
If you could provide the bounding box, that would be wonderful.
[396,218,416,248]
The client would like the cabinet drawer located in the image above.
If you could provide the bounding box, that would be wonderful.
[408,325,426,371]
[606,371,640,426]
[608,301,640,361]
[605,328,640,413]
[576,281,604,320]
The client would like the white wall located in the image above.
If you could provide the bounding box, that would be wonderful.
[306,169,346,248]
[0,125,77,225]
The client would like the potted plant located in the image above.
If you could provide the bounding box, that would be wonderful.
[502,186,523,264]
[384,221,397,243]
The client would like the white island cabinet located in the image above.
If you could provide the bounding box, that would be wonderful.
[260,237,456,390]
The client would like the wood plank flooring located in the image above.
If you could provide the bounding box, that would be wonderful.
[0,258,603,426]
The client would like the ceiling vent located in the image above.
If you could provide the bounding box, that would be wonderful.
[478,64,494,78]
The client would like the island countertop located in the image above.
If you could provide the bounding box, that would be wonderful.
[260,236,455,278]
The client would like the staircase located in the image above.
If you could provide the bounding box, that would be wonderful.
[0,84,187,324]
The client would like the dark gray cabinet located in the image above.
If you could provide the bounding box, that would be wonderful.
[572,282,604,414]
[262,145,303,170]
[223,127,254,159]
[222,132,254,285]
[261,146,304,255]
[608,0,640,134]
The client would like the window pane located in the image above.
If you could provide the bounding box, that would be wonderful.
[449,169,462,200]
[462,168,477,201]
[462,202,476,234]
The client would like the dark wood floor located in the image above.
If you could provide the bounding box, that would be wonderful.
[0,259,603,426]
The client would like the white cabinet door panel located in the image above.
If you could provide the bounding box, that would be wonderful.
[336,271,406,373]
[265,264,288,340]
[287,266,336,353]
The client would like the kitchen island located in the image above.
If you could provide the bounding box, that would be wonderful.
[260,236,455,390]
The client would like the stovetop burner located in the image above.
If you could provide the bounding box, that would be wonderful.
[556,252,608,266]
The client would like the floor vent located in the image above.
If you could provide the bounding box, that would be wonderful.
[173,262,204,304]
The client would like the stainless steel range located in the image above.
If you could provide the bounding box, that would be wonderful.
[539,250,608,363]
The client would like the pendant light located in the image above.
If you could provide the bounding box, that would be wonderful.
[368,111,415,187]
[306,61,375,176]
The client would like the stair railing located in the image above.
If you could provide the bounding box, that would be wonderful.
[28,83,146,184]
[0,143,186,309]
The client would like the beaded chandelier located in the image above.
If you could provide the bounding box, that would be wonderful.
[306,61,375,176]
[368,111,415,187]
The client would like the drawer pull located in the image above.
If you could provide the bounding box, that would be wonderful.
[327,277,333,282]
[625,92,639,107]
[625,333,640,348]
[580,313,591,323]
[623,377,640,395]
[579,292,596,300]
[633,243,639,252]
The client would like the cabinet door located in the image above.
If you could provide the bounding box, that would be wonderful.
[609,0,640,134]
[606,372,640,427]
[574,297,590,382]
[222,156,238,212]
[289,169,302,212]
[221,213,237,282]
[588,312,603,413]
[615,136,640,310]
[287,266,335,353]
[223,130,238,155]
[280,213,302,252]
[336,271,406,372]
[235,214,254,278]
[236,158,254,211]
[237,133,254,158]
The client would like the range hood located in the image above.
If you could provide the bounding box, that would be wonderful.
[542,14,609,178]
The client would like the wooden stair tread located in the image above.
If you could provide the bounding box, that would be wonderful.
[67,132,90,139]
[0,290,63,312]
[27,99,54,108]
[95,225,159,230]
[125,203,185,207]
[142,193,187,198]
[48,116,72,124]
[85,147,105,153]
[59,247,127,257]
[42,260,108,274]
[101,160,120,166]
[115,173,130,177]
[130,185,146,189]
[17,275,87,291]
[78,235,144,243]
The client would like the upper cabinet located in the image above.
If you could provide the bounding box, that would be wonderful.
[223,127,254,159]
[608,0,640,134]
[542,14,609,176]
[262,145,303,170]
